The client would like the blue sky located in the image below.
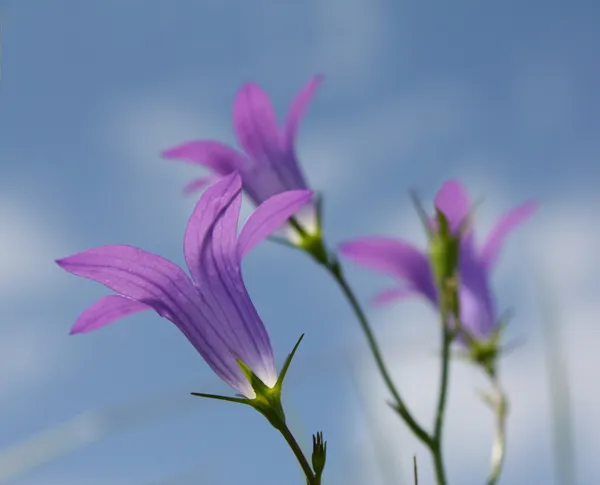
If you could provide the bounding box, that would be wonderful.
[0,0,599,484]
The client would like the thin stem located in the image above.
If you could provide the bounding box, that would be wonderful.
[326,256,432,446]
[279,423,317,485]
[413,455,419,485]
[486,377,508,485]
[430,317,452,485]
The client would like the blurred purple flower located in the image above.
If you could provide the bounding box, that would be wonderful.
[339,180,537,342]
[56,173,312,398]
[162,75,323,236]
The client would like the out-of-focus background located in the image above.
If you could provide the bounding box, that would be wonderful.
[0,1,598,484]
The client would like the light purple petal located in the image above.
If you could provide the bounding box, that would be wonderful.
[70,295,150,335]
[184,172,277,392]
[434,180,471,233]
[238,189,313,258]
[458,280,496,342]
[233,83,280,160]
[162,140,247,175]
[58,244,254,395]
[56,245,197,320]
[456,237,497,341]
[371,287,417,306]
[182,176,216,196]
[283,75,323,153]
[339,237,437,301]
[481,201,538,269]
[184,172,242,286]
[56,245,242,379]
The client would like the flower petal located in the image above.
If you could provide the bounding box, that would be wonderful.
[282,75,323,153]
[184,172,277,394]
[162,140,246,175]
[56,245,198,323]
[480,201,538,269]
[182,176,216,196]
[434,180,471,233]
[371,287,417,306]
[70,295,150,335]
[237,189,313,258]
[184,172,242,285]
[233,82,280,160]
[339,237,437,301]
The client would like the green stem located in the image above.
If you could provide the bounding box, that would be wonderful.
[279,423,317,485]
[430,319,451,485]
[486,377,508,485]
[288,218,431,462]
[326,256,432,446]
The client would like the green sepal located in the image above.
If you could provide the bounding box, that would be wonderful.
[274,333,305,393]
[452,309,514,376]
[409,190,434,239]
[190,335,306,432]
[314,191,324,232]
[190,392,250,406]
[267,192,327,260]
[429,209,460,289]
[312,431,327,482]
[288,193,330,266]
[238,333,305,430]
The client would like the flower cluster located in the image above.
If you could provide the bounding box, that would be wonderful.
[57,76,536,485]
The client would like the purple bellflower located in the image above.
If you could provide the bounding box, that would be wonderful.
[339,180,537,345]
[162,75,323,242]
[56,172,312,400]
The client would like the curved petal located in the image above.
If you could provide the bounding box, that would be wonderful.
[184,172,242,285]
[339,237,437,301]
[182,176,216,196]
[434,180,471,233]
[456,239,497,341]
[162,140,246,175]
[56,245,199,324]
[70,295,151,335]
[283,75,323,152]
[184,172,277,393]
[481,201,538,269]
[58,242,262,396]
[458,281,496,341]
[238,189,313,258]
[55,245,244,379]
[371,287,418,306]
[233,82,280,160]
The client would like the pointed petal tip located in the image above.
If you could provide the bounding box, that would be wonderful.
[236,81,266,98]
[55,256,74,270]
[161,144,189,159]
[435,180,468,200]
[296,189,314,203]
[309,73,325,86]
[522,200,539,213]
[181,176,214,196]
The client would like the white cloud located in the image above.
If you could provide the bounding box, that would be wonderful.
[311,0,398,93]
[0,327,51,395]
[0,195,71,299]
[0,321,75,419]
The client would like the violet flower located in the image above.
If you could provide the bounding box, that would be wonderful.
[339,180,537,343]
[56,173,312,399]
[162,75,323,239]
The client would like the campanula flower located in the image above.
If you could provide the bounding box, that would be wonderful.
[57,173,312,399]
[339,180,537,344]
[162,75,323,240]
